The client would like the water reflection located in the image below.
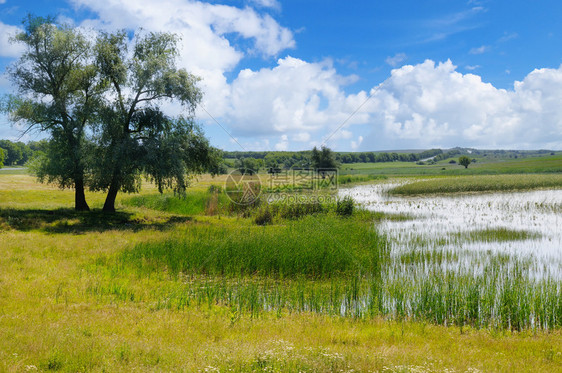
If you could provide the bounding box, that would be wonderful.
[340,183,562,274]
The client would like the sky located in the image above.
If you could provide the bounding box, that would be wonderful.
[1,0,562,151]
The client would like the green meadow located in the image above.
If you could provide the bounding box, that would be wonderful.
[340,153,562,176]
[2,156,562,372]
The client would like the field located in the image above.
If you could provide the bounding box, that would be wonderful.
[1,162,562,372]
[339,153,562,176]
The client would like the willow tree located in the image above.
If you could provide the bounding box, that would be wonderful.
[5,15,102,210]
[92,31,211,212]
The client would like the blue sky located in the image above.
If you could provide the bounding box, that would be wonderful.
[1,0,562,151]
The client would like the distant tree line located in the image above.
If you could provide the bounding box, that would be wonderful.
[0,139,48,167]
[337,148,443,164]
[224,148,444,170]
[222,147,559,173]
[224,151,313,170]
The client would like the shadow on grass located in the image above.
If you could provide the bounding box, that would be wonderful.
[0,208,192,234]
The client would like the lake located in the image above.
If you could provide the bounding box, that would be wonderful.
[340,183,562,277]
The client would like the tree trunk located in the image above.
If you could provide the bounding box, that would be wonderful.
[74,177,90,211]
[102,180,120,212]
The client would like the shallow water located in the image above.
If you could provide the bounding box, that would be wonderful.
[340,183,562,275]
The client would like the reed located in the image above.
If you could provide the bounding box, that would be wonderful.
[389,174,562,195]
[103,211,562,330]
[121,215,388,280]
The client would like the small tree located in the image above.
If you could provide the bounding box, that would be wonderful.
[310,146,338,169]
[458,155,471,169]
[0,147,5,168]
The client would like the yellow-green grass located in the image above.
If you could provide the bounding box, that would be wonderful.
[2,173,562,371]
[2,228,562,372]
[389,174,562,195]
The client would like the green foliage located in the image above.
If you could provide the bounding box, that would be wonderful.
[311,146,338,169]
[0,139,47,169]
[459,155,472,168]
[206,148,228,174]
[122,215,386,279]
[254,205,274,225]
[0,147,4,168]
[4,17,214,212]
[207,184,223,194]
[234,157,263,174]
[336,195,354,216]
[4,15,102,210]
[91,30,211,211]
[0,140,23,165]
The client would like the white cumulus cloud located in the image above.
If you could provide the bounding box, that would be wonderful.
[69,0,295,117]
[207,57,562,150]
[3,0,561,151]
[70,0,294,57]
[361,60,562,150]
[224,56,368,139]
[0,21,24,58]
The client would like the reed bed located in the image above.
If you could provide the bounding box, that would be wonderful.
[447,228,541,243]
[100,207,562,331]
[88,185,562,331]
[338,174,387,185]
[121,215,386,279]
[389,174,562,195]
[99,247,562,330]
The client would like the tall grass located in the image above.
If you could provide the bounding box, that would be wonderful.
[389,174,562,195]
[123,187,229,215]
[103,212,562,330]
[121,215,387,279]
[338,174,387,185]
[104,243,562,330]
